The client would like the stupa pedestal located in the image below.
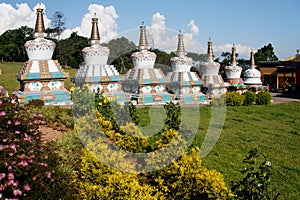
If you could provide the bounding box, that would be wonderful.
[122,22,172,104]
[167,31,206,104]
[199,39,229,98]
[73,14,126,103]
[16,3,71,106]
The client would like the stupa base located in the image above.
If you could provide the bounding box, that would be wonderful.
[131,93,173,105]
[175,93,208,104]
[16,90,72,106]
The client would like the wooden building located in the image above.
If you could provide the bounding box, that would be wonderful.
[259,50,300,93]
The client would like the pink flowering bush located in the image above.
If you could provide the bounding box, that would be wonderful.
[0,99,55,199]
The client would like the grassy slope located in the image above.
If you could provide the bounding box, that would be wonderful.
[0,62,77,94]
[190,103,300,199]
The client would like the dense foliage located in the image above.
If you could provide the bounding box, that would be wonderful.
[0,99,56,199]
[226,92,245,106]
[256,91,272,105]
[243,91,257,106]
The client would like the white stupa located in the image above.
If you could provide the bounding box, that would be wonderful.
[199,39,229,98]
[225,44,243,85]
[16,3,71,106]
[244,49,262,86]
[122,22,172,104]
[167,30,206,103]
[74,13,126,102]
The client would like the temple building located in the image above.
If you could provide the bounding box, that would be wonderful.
[16,3,71,106]
[260,49,300,93]
[244,49,263,88]
[167,31,206,104]
[122,22,172,104]
[199,39,229,98]
[73,13,126,102]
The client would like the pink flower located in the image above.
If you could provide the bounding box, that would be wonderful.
[10,144,16,151]
[23,184,31,191]
[7,120,11,125]
[8,172,14,180]
[14,120,21,126]
[0,173,5,180]
[18,160,28,167]
[37,113,43,118]
[46,171,51,179]
[0,111,5,116]
[0,145,3,151]
[15,130,20,134]
[13,189,22,196]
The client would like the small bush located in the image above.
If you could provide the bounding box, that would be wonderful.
[256,91,272,105]
[231,148,279,199]
[243,90,256,106]
[226,92,245,106]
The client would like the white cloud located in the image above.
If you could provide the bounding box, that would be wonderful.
[146,13,204,54]
[61,4,119,42]
[214,43,253,59]
[0,3,51,35]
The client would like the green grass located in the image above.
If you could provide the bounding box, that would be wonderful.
[0,62,77,94]
[134,103,300,199]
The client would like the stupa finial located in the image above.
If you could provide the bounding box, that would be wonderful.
[296,49,300,54]
[138,21,148,51]
[250,49,255,67]
[34,3,45,38]
[90,13,100,44]
[207,38,214,60]
[176,30,186,57]
[231,44,237,64]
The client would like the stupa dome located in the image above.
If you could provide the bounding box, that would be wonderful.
[225,45,242,79]
[244,50,262,85]
[170,30,193,72]
[199,39,220,76]
[25,3,55,60]
[82,13,110,65]
[131,22,157,69]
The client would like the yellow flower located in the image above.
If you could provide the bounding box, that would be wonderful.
[98,102,102,106]
[70,87,75,92]
[103,98,109,104]
[102,93,106,98]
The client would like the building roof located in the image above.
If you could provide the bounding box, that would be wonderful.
[281,50,300,63]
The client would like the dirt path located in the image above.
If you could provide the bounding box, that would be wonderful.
[271,93,300,104]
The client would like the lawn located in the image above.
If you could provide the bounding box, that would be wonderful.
[189,103,300,199]
[0,62,77,94]
[134,103,300,199]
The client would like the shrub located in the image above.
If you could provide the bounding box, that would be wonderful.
[226,92,245,106]
[231,148,279,199]
[152,148,230,199]
[256,91,272,105]
[243,90,256,106]
[26,99,44,108]
[0,99,56,199]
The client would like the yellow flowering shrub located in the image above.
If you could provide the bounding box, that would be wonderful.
[72,144,162,200]
[152,148,230,199]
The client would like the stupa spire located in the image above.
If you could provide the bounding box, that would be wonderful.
[138,21,148,51]
[250,49,255,68]
[34,3,45,38]
[90,13,100,44]
[207,38,214,60]
[176,30,186,57]
[231,44,237,64]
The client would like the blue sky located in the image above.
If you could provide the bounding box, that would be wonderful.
[1,0,300,59]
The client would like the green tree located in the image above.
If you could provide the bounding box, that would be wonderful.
[55,32,88,67]
[254,43,279,67]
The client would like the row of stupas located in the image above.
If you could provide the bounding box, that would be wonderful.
[15,4,263,105]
